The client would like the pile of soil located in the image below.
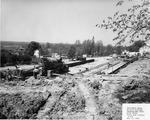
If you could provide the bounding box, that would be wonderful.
[39,78,86,119]
[0,76,53,89]
[0,92,49,119]
[46,91,85,119]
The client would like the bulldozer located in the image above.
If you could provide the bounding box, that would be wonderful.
[20,57,69,79]
[41,57,69,76]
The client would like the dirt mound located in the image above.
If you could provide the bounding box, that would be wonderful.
[46,91,85,119]
[0,92,50,119]
[38,78,86,119]
[0,75,87,119]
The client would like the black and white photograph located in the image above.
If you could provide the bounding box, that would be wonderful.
[0,0,150,119]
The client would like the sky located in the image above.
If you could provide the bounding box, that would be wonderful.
[1,0,142,45]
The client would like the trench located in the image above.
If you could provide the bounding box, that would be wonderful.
[37,90,67,119]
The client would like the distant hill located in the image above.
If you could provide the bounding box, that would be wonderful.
[0,41,47,50]
[0,41,30,51]
[1,41,29,46]
[0,41,73,55]
[0,41,52,48]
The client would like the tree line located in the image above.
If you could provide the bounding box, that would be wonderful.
[1,39,145,67]
[67,37,125,59]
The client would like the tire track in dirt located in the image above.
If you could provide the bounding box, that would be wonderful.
[37,85,65,119]
[76,80,98,120]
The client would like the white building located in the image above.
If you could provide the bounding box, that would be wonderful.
[34,50,40,58]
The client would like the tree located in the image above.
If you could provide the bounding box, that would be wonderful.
[105,44,114,56]
[115,45,122,55]
[95,40,104,56]
[127,40,146,52]
[22,54,32,64]
[11,54,19,65]
[91,36,95,56]
[74,40,83,57]
[46,42,51,49]
[96,0,150,45]
[40,45,49,55]
[25,41,41,56]
[75,40,81,46]
[82,37,95,56]
[68,46,76,60]
[0,49,12,65]
[1,54,7,67]
[44,43,72,56]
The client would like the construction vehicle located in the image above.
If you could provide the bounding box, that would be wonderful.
[41,57,69,76]
[76,54,86,61]
[20,57,69,78]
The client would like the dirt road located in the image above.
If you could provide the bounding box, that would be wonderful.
[76,79,98,120]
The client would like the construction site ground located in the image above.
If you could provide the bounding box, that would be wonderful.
[0,57,150,120]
